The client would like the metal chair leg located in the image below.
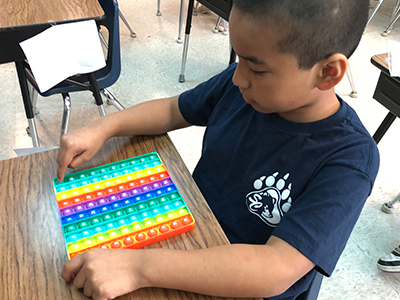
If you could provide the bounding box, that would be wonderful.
[119,10,136,38]
[99,31,108,49]
[27,80,40,115]
[366,0,385,27]
[346,65,358,98]
[97,103,106,117]
[26,85,40,145]
[157,0,161,16]
[382,192,400,214]
[192,1,200,15]
[101,88,125,111]
[179,36,190,83]
[382,0,400,36]
[213,17,222,33]
[27,118,40,147]
[15,61,40,147]
[60,93,71,137]
[87,73,106,117]
[177,0,185,43]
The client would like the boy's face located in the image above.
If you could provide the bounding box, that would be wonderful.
[229,7,326,122]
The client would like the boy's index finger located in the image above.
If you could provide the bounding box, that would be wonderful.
[61,254,85,282]
[57,163,66,183]
[56,149,76,182]
[56,144,78,182]
[56,155,69,183]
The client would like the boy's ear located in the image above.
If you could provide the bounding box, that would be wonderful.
[315,54,348,91]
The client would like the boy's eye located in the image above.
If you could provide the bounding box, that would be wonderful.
[250,68,268,75]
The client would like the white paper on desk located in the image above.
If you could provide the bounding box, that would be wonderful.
[19,20,106,93]
[13,146,59,157]
[388,39,400,77]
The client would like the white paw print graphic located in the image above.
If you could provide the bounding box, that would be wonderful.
[246,172,292,227]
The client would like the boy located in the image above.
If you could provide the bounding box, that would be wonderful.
[58,0,379,299]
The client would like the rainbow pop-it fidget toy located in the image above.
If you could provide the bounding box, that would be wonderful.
[53,152,195,259]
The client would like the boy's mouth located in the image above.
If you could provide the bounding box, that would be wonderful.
[242,94,254,104]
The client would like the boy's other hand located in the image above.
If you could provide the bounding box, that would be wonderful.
[61,249,141,300]
[56,125,107,182]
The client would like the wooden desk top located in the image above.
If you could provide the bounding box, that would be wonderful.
[0,0,104,30]
[371,53,389,73]
[0,134,259,300]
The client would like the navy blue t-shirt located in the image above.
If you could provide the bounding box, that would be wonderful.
[178,63,379,299]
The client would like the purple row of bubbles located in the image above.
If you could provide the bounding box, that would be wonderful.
[65,197,177,238]
[62,201,126,225]
[60,190,158,225]
[61,179,175,216]
[63,195,150,228]
[61,189,180,227]
[62,189,182,227]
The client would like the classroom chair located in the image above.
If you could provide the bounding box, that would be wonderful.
[366,0,400,37]
[20,0,123,147]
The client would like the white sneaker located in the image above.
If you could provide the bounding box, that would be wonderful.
[377,245,400,272]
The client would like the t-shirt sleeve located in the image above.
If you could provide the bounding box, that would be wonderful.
[272,139,379,277]
[179,63,238,126]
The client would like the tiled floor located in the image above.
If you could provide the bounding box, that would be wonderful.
[1,0,400,299]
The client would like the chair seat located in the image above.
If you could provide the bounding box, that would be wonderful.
[24,60,119,97]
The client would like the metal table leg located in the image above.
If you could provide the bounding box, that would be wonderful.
[179,0,195,83]
[15,61,40,147]
[373,112,397,144]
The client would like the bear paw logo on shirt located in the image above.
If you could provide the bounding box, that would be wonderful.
[246,172,292,227]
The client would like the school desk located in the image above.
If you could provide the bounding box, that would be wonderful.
[371,53,400,143]
[0,0,105,147]
[0,133,261,300]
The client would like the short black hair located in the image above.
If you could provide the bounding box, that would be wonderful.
[232,0,369,69]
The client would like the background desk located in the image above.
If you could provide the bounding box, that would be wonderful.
[0,0,104,64]
[371,53,400,143]
[0,134,260,300]
[0,0,105,147]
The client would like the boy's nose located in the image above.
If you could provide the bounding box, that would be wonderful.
[232,61,250,90]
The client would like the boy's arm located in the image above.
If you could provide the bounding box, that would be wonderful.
[56,95,190,182]
[61,236,315,299]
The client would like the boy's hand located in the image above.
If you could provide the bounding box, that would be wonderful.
[61,249,142,300]
[56,125,108,182]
